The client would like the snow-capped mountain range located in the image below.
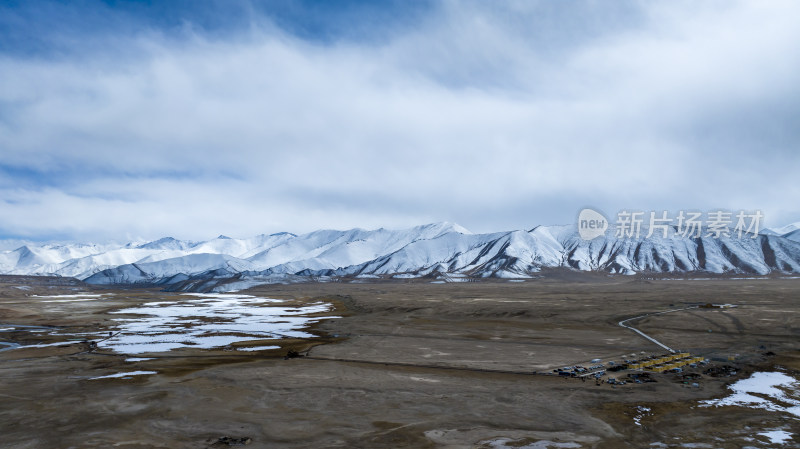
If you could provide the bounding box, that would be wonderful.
[2,221,800,291]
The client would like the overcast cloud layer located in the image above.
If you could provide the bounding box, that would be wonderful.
[1,0,799,242]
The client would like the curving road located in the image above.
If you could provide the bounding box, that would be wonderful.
[618,306,699,353]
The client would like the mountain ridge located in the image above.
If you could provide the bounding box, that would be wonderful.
[2,221,800,292]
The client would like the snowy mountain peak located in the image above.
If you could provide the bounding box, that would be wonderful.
[4,221,800,291]
[137,237,194,250]
[768,221,800,236]
[415,221,472,236]
[269,232,297,237]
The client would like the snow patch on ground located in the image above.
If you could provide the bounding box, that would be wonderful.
[236,345,280,351]
[481,438,581,448]
[18,341,77,349]
[32,293,112,302]
[32,293,106,298]
[98,293,335,354]
[633,406,652,426]
[89,371,157,380]
[758,430,793,445]
[700,371,800,417]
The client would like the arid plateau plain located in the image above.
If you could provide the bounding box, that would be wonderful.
[1,274,798,448]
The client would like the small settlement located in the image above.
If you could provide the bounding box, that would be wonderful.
[544,352,711,386]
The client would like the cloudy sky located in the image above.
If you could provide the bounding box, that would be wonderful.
[1,0,798,242]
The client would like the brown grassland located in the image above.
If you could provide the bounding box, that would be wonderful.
[0,274,798,448]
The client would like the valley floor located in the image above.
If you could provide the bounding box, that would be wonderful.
[0,276,798,448]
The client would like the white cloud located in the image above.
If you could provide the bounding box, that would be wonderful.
[1,1,799,240]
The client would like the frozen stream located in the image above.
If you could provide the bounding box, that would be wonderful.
[0,324,57,352]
